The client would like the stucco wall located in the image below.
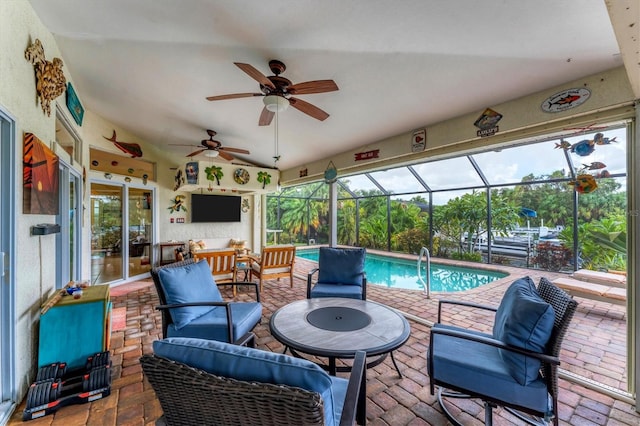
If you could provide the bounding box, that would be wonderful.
[0,0,67,397]
[81,111,258,253]
[0,0,255,401]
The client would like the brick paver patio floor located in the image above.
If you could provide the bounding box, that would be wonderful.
[9,255,639,425]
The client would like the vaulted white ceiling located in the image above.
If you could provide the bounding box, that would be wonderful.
[28,0,634,171]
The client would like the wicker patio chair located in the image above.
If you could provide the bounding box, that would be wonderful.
[428,276,578,426]
[141,338,367,426]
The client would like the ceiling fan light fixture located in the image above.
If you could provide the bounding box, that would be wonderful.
[204,150,219,158]
[263,95,289,112]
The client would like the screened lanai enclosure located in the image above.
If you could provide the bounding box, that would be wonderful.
[268,123,628,274]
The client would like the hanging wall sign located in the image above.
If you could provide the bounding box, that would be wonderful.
[411,129,426,152]
[66,83,84,126]
[354,149,379,161]
[541,88,591,113]
[324,161,338,183]
[474,108,503,137]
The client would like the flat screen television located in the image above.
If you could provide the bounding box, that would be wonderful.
[191,194,241,223]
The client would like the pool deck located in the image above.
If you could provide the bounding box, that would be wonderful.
[8,252,636,425]
[358,249,628,391]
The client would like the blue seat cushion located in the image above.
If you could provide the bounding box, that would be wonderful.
[166,302,262,343]
[429,324,552,415]
[493,277,555,385]
[310,283,363,300]
[157,259,223,329]
[317,247,365,286]
[154,337,347,426]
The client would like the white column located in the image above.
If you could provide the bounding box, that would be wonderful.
[329,181,338,247]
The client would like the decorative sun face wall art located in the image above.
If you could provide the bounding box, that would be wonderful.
[23,132,60,214]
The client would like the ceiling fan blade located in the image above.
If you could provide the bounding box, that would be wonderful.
[169,143,200,147]
[234,62,276,90]
[289,80,339,95]
[206,93,262,101]
[289,97,330,121]
[220,147,250,155]
[218,150,234,161]
[259,107,275,126]
[187,149,206,157]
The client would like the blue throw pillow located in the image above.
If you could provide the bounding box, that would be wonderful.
[493,277,555,385]
[317,247,366,286]
[157,260,223,329]
[493,277,535,337]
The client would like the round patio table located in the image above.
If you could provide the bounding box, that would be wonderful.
[269,297,410,376]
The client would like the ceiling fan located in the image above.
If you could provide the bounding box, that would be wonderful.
[206,60,338,126]
[172,130,250,161]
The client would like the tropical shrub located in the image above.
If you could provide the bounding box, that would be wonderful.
[392,228,430,254]
[533,241,572,271]
[433,235,456,258]
[451,251,482,262]
[490,255,512,265]
[558,215,626,271]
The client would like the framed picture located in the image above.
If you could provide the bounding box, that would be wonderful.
[186,162,199,184]
[23,132,60,215]
[65,82,84,126]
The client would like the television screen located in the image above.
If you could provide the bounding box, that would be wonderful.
[191,194,241,223]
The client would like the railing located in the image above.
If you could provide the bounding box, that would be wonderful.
[417,246,431,299]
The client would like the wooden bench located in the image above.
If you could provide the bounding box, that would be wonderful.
[552,276,626,306]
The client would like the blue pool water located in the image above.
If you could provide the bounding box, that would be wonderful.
[297,249,507,292]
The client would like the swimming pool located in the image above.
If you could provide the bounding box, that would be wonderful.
[297,249,507,292]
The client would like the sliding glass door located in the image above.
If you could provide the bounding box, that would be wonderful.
[0,108,16,423]
[127,187,153,277]
[56,163,81,287]
[55,111,82,288]
[91,183,124,284]
[91,183,154,284]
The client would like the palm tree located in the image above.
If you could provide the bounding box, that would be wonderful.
[359,214,388,249]
[204,165,223,185]
[279,198,309,243]
[434,191,518,254]
[337,199,357,245]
